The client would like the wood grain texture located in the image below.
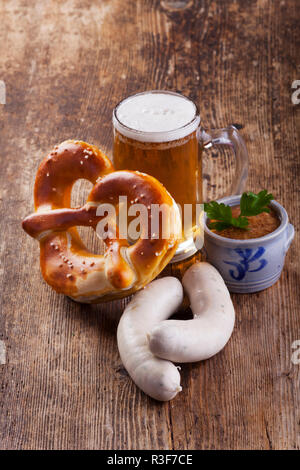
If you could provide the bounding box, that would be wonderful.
[0,0,299,450]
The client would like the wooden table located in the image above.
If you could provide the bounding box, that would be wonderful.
[0,0,299,450]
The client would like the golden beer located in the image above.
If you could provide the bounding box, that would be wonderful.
[113,91,202,258]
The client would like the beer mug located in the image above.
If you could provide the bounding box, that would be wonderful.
[112,90,248,262]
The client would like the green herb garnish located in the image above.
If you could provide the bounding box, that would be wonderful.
[204,190,274,231]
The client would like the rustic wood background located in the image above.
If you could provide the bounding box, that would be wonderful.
[0,0,299,450]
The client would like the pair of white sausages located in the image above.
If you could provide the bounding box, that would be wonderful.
[117,262,235,401]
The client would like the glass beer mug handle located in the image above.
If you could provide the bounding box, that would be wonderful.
[199,125,249,197]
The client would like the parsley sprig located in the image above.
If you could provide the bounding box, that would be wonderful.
[204,190,274,231]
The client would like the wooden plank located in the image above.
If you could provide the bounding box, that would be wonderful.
[0,0,299,450]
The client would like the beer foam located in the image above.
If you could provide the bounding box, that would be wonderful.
[113,92,200,142]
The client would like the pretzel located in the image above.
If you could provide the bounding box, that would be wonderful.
[22,140,181,303]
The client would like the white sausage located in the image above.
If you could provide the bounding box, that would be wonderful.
[117,277,184,401]
[149,263,235,363]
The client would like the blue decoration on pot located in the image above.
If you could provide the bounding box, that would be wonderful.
[223,247,267,280]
